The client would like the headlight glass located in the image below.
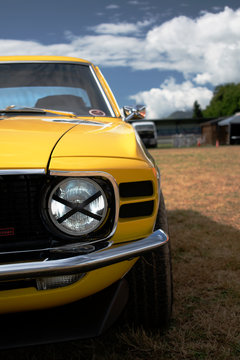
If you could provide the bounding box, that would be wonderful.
[48,178,108,236]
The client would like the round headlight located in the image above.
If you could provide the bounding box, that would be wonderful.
[48,178,108,236]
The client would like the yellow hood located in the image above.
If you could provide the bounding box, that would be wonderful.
[51,119,145,161]
[0,116,76,170]
[0,115,147,171]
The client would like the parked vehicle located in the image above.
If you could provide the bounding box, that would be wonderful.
[132,121,158,148]
[0,56,172,347]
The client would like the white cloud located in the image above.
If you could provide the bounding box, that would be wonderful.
[130,78,213,118]
[1,6,240,117]
[0,39,73,56]
[69,35,142,66]
[67,6,240,87]
[91,19,152,35]
[143,6,240,84]
[91,22,141,35]
[1,6,239,84]
[106,4,119,10]
[128,0,143,4]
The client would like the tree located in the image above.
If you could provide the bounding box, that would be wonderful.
[192,100,203,118]
[203,83,240,118]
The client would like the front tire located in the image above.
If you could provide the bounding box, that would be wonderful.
[125,191,173,329]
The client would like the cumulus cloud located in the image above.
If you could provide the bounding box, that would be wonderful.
[1,6,239,83]
[144,6,240,85]
[1,7,239,83]
[0,39,73,56]
[130,78,213,118]
[1,6,240,116]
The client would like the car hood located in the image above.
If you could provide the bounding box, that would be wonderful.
[0,116,146,171]
[51,119,145,160]
[0,116,76,170]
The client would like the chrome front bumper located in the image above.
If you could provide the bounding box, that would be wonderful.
[0,229,168,281]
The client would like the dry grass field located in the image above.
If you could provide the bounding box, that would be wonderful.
[1,146,240,360]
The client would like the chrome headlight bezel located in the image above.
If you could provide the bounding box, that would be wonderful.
[41,174,117,243]
[47,177,108,237]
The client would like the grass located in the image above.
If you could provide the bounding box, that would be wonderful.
[1,146,240,359]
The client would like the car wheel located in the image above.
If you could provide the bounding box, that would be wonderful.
[124,191,173,329]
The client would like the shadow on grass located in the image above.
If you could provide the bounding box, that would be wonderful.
[167,209,240,261]
[1,210,240,360]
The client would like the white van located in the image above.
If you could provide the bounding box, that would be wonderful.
[132,121,158,148]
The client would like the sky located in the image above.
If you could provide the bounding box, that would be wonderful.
[0,0,240,118]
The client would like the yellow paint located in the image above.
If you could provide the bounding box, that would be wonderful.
[0,55,90,64]
[0,259,138,314]
[50,156,159,243]
[51,120,146,160]
[0,56,159,314]
[0,117,76,169]
[94,65,122,118]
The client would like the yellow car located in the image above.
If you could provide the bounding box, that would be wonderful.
[0,56,172,347]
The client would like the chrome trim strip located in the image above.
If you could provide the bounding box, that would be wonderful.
[90,65,115,117]
[0,169,46,175]
[0,229,168,280]
[49,170,119,243]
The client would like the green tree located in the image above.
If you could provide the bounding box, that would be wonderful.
[203,83,240,118]
[192,100,203,118]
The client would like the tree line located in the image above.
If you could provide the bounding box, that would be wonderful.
[193,83,240,119]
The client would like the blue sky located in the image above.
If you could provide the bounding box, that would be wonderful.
[1,0,240,118]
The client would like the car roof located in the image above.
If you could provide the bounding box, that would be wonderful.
[0,55,91,64]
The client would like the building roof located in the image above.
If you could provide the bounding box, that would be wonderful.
[218,113,240,126]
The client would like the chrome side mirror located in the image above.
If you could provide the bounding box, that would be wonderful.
[123,105,146,122]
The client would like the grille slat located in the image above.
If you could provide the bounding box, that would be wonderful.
[0,175,51,252]
[119,181,153,198]
[119,181,155,219]
[119,201,154,218]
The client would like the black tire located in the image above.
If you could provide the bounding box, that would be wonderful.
[124,191,173,329]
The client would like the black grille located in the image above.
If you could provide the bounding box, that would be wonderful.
[119,181,153,198]
[119,201,154,218]
[0,175,116,256]
[0,175,51,252]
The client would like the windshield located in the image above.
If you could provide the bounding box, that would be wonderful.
[0,62,113,117]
